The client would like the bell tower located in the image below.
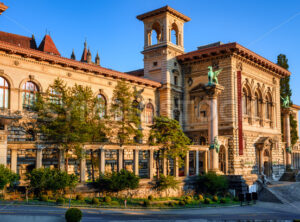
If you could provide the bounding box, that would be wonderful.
[0,2,8,15]
[137,6,190,119]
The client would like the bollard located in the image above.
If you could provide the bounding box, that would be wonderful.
[238,193,245,206]
[252,192,258,204]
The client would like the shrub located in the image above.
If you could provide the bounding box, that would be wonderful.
[56,197,65,205]
[148,195,154,201]
[143,199,150,207]
[154,175,179,191]
[198,194,204,201]
[204,198,211,204]
[104,196,111,203]
[213,195,218,202]
[76,194,84,201]
[220,198,227,204]
[0,164,19,191]
[179,200,185,206]
[111,200,119,205]
[169,202,175,207]
[195,172,229,195]
[65,208,82,222]
[184,196,192,204]
[39,195,48,202]
[92,197,100,205]
[233,196,239,202]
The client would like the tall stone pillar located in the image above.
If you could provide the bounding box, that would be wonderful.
[207,84,224,172]
[118,148,123,172]
[58,148,65,171]
[195,150,199,175]
[36,148,43,169]
[283,108,292,169]
[80,149,86,183]
[134,149,139,176]
[99,148,105,174]
[184,151,189,176]
[10,149,17,173]
[149,149,154,179]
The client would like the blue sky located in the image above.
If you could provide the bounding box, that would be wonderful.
[1,0,300,104]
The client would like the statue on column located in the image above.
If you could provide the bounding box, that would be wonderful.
[209,136,220,153]
[281,96,290,108]
[208,66,223,85]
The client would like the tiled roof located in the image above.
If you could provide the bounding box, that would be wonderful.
[291,104,300,110]
[137,5,191,22]
[38,35,60,56]
[0,31,37,49]
[126,69,144,77]
[177,42,290,77]
[0,40,161,88]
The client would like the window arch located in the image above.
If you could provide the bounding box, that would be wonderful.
[170,23,179,45]
[0,76,9,109]
[149,22,161,46]
[97,94,107,118]
[254,91,262,118]
[22,81,39,110]
[145,103,154,124]
[242,87,250,115]
[265,93,272,120]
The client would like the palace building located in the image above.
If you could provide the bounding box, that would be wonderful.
[0,3,299,189]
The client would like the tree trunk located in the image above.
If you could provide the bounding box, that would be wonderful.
[65,149,69,173]
[156,150,160,179]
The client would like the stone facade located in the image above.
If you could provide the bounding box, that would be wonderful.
[0,4,298,192]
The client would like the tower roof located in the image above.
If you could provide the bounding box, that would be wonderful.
[81,40,88,62]
[38,34,60,56]
[137,5,191,22]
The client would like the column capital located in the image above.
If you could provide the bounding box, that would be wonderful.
[282,107,292,115]
[206,84,224,99]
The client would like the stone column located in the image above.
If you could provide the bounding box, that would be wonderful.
[58,148,65,171]
[162,152,167,176]
[10,149,17,173]
[283,108,292,169]
[36,148,43,169]
[259,149,264,174]
[184,151,189,176]
[99,148,105,174]
[174,157,179,178]
[204,151,208,173]
[118,148,123,172]
[134,149,139,176]
[195,150,199,175]
[80,149,86,183]
[149,149,154,179]
[207,84,224,173]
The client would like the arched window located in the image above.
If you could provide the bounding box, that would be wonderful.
[242,88,249,115]
[219,146,226,174]
[170,23,179,45]
[149,22,161,46]
[114,99,122,121]
[254,92,261,117]
[49,88,61,105]
[22,81,39,110]
[0,77,9,109]
[265,93,272,120]
[145,103,154,124]
[97,94,107,118]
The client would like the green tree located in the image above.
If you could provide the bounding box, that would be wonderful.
[109,81,142,145]
[277,54,299,146]
[27,168,78,195]
[95,169,139,197]
[0,164,19,191]
[34,78,107,174]
[195,172,228,195]
[154,174,179,194]
[149,116,191,178]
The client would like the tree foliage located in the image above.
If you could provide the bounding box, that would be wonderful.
[95,169,139,193]
[109,81,142,145]
[34,78,108,170]
[149,116,191,176]
[195,172,228,195]
[27,168,78,194]
[0,164,19,190]
[154,174,179,191]
[277,54,299,146]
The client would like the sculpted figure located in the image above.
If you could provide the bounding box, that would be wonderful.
[208,66,222,85]
[281,96,290,108]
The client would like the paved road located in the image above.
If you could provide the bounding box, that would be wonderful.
[0,201,299,221]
